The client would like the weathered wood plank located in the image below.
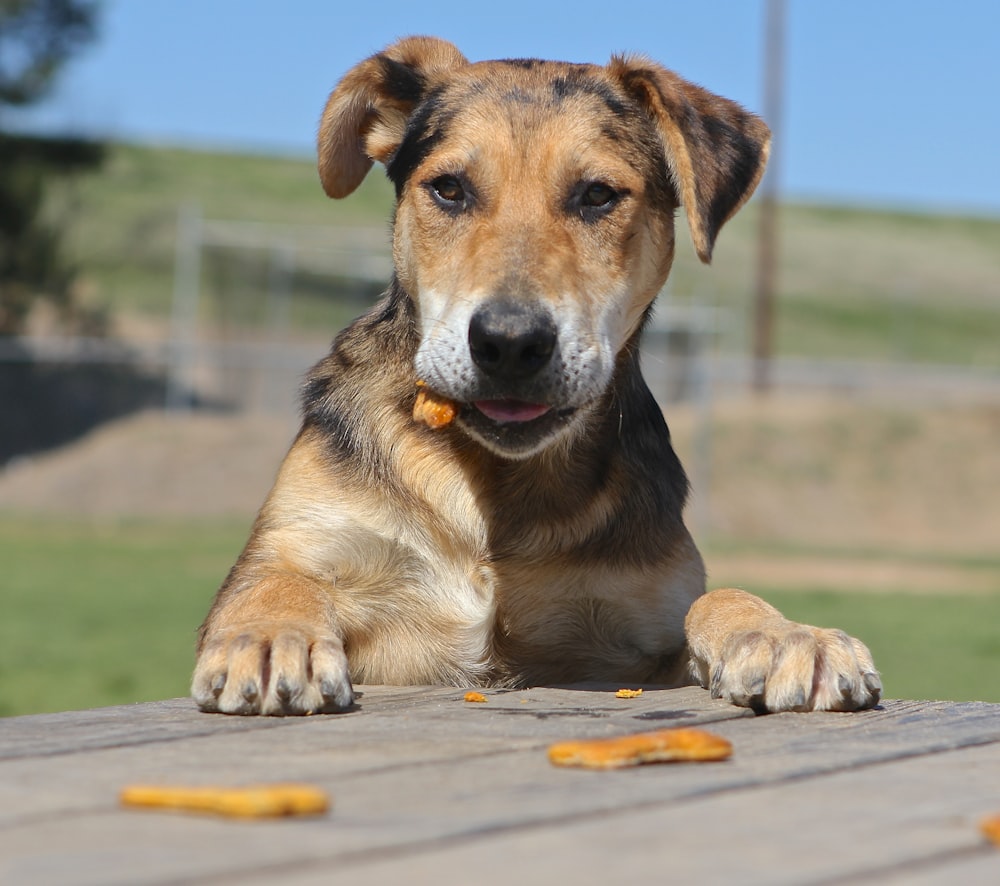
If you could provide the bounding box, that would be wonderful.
[319,743,1000,886]
[0,684,744,759]
[869,851,1000,885]
[0,686,750,826]
[1,690,998,886]
[0,698,286,760]
[4,740,1000,886]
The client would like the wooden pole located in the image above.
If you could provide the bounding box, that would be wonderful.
[752,0,786,393]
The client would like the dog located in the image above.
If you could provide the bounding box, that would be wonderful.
[191,36,881,716]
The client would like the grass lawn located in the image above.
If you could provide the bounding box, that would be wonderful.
[0,518,247,717]
[1,517,997,717]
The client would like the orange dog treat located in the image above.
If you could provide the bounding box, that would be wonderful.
[464,690,488,703]
[982,814,1000,846]
[413,381,457,429]
[120,783,330,819]
[548,728,732,770]
[615,688,643,699]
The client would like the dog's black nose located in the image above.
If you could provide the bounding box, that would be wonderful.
[469,300,557,379]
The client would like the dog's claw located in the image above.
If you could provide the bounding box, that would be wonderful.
[275,676,295,703]
[320,677,354,712]
[864,671,883,696]
[709,664,724,698]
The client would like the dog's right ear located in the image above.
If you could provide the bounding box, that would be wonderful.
[318,37,467,199]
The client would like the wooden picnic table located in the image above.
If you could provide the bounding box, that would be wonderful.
[2,685,1000,884]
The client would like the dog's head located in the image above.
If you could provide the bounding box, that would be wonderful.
[318,37,769,458]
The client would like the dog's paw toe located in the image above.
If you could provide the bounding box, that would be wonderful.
[713,625,880,714]
[192,624,354,716]
[809,629,881,712]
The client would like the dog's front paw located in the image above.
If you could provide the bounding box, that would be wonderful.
[710,624,882,713]
[686,588,882,714]
[192,622,354,716]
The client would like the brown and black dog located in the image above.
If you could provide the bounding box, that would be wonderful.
[192,37,881,716]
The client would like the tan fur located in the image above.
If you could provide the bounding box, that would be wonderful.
[192,37,880,716]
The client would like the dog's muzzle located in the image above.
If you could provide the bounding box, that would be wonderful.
[442,298,577,455]
[466,299,560,426]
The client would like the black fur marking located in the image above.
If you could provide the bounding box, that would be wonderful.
[309,399,362,462]
[571,345,689,567]
[700,115,765,241]
[497,58,543,69]
[550,73,629,117]
[386,88,453,196]
[302,283,417,476]
[501,87,536,105]
[376,55,427,104]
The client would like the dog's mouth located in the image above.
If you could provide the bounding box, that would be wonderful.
[473,399,551,424]
[458,397,577,458]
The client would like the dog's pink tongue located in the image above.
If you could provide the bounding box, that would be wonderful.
[474,399,550,424]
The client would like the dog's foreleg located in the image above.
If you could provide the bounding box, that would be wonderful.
[685,587,882,713]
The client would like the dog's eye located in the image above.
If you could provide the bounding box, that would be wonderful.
[428,175,468,209]
[572,181,623,222]
[581,183,617,209]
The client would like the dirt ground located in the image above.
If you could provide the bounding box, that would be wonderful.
[1,394,997,594]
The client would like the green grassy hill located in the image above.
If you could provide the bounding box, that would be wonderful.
[47,142,1000,365]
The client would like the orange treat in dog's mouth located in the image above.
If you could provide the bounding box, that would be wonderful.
[413,382,458,429]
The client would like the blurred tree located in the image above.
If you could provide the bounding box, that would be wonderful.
[0,0,104,335]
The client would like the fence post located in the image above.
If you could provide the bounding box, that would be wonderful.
[262,243,296,412]
[166,203,203,411]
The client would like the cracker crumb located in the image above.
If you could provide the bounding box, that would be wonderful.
[981,813,1000,845]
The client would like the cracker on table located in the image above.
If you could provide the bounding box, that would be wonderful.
[548,728,732,770]
[120,783,330,819]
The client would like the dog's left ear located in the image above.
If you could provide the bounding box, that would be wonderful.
[609,57,771,263]
[318,36,468,199]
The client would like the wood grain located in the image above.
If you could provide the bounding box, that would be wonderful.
[1,686,998,885]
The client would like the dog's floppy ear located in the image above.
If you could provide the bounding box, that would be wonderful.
[318,36,468,199]
[609,57,771,264]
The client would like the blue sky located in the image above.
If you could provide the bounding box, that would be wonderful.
[9,0,1000,215]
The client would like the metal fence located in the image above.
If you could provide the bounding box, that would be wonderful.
[4,209,998,464]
